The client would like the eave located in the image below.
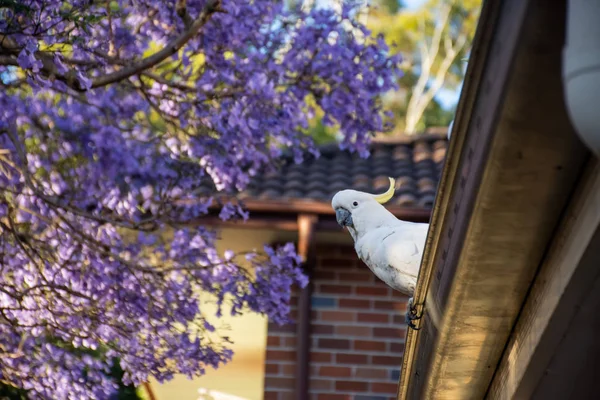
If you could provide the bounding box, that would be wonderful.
[398,0,592,398]
[201,199,431,231]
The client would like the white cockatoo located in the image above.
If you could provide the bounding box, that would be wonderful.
[331,177,431,329]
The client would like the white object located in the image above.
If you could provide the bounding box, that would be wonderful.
[563,0,600,156]
[197,388,249,400]
[331,178,428,296]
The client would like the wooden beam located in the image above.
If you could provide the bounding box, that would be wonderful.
[295,214,318,400]
[486,158,600,399]
[142,382,158,400]
[198,212,430,232]
[201,198,432,221]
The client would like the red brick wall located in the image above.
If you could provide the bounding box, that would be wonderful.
[264,245,409,400]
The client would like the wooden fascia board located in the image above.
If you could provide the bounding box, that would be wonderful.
[486,159,600,399]
[195,202,431,232]
[398,0,507,394]
[238,199,432,221]
[399,0,589,398]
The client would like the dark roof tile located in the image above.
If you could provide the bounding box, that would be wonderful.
[237,133,447,208]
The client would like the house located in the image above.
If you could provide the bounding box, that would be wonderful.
[146,131,448,400]
[399,0,600,399]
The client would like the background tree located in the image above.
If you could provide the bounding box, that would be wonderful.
[0,0,400,398]
[299,0,480,140]
[368,0,481,134]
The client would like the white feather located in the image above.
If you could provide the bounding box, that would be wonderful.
[355,220,428,296]
[331,189,429,297]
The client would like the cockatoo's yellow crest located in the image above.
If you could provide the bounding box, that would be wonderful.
[372,177,395,204]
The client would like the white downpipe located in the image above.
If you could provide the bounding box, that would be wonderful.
[563,0,600,156]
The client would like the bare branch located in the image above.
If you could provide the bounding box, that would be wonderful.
[176,0,194,29]
[404,1,457,134]
[407,32,467,133]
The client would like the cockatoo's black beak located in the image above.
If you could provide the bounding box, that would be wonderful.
[335,208,353,228]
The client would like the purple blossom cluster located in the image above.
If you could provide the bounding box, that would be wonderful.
[0,0,400,398]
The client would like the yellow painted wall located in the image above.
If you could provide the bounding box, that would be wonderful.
[148,228,297,400]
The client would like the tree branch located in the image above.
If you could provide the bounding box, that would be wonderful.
[408,32,467,132]
[91,0,222,89]
[404,1,454,134]
[0,0,222,91]
[176,0,194,29]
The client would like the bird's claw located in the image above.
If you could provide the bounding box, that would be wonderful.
[405,297,423,331]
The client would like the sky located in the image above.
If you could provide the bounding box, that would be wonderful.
[403,0,426,9]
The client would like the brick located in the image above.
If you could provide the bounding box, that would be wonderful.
[354,396,387,400]
[318,366,352,377]
[372,355,402,366]
[355,367,388,379]
[288,309,315,322]
[310,351,332,363]
[264,391,279,400]
[336,353,368,364]
[314,270,336,280]
[391,290,409,299]
[373,327,406,339]
[317,395,351,400]
[336,325,371,336]
[311,296,336,308]
[312,323,335,335]
[338,272,370,281]
[283,337,296,347]
[266,350,296,362]
[310,379,333,391]
[354,340,386,352]
[316,244,345,255]
[316,244,337,254]
[319,284,353,294]
[265,363,280,375]
[319,258,355,269]
[318,338,350,350]
[279,391,295,400]
[267,336,281,347]
[281,364,296,375]
[390,342,405,353]
[356,286,389,297]
[268,323,296,334]
[372,382,398,393]
[264,377,294,389]
[390,369,401,381]
[374,300,407,312]
[320,310,355,322]
[357,312,389,323]
[338,298,371,309]
[335,380,368,392]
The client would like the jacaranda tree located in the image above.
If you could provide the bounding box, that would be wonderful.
[0,1,400,398]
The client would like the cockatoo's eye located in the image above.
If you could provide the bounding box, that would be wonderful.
[352,201,359,207]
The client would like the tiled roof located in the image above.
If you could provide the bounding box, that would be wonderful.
[238,131,448,209]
